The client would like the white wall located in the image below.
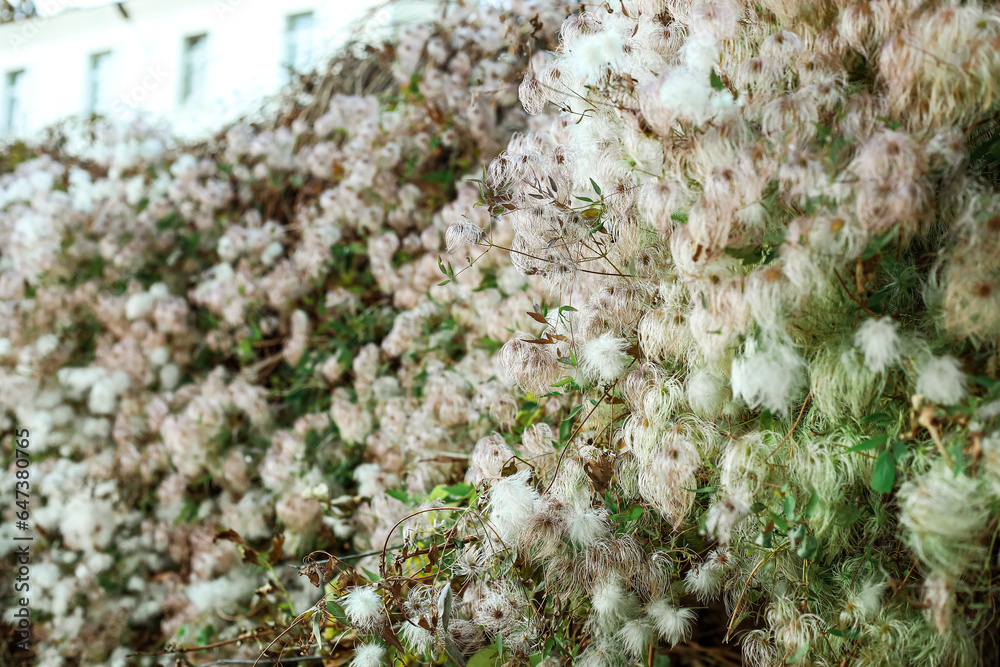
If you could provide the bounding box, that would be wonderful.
[0,0,394,139]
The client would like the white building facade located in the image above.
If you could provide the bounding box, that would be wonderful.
[0,0,396,139]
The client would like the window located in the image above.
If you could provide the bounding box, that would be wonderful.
[3,69,25,133]
[87,51,112,114]
[181,33,208,104]
[285,11,315,77]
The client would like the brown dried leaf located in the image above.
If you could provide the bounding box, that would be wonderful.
[379,623,406,653]
[214,528,261,565]
[214,528,249,547]
[584,454,614,496]
[267,534,285,564]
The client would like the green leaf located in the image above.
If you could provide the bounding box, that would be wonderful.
[438,585,453,632]
[385,489,409,503]
[559,418,573,446]
[771,511,789,533]
[196,624,213,646]
[468,646,501,667]
[971,131,1000,162]
[174,498,199,525]
[444,483,473,498]
[973,375,1000,390]
[326,599,348,622]
[796,534,818,560]
[709,70,725,91]
[860,412,891,425]
[437,255,455,278]
[845,434,888,454]
[589,178,602,196]
[156,212,179,231]
[789,523,807,548]
[784,495,797,522]
[474,336,502,353]
[445,637,469,667]
[610,505,643,522]
[871,449,896,494]
[805,489,820,519]
[423,169,454,184]
[724,245,765,265]
[428,486,450,502]
[892,439,908,460]
[951,441,966,476]
[861,225,899,260]
[759,410,774,432]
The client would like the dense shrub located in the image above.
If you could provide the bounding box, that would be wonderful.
[3,1,1000,667]
[0,1,557,663]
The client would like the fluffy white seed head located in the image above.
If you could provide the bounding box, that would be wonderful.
[981,431,1000,496]
[617,619,653,659]
[486,470,540,547]
[565,497,611,548]
[577,639,625,667]
[518,69,546,115]
[898,465,990,576]
[578,333,631,385]
[498,332,561,395]
[686,366,731,418]
[742,628,779,667]
[923,572,954,634]
[590,576,638,630]
[570,30,623,80]
[473,581,524,634]
[401,620,434,654]
[684,561,723,602]
[731,338,807,417]
[350,643,385,667]
[342,586,384,631]
[466,433,516,487]
[916,355,967,405]
[854,317,901,374]
[637,431,701,528]
[445,219,486,253]
[704,487,751,544]
[647,600,695,647]
[840,578,887,627]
